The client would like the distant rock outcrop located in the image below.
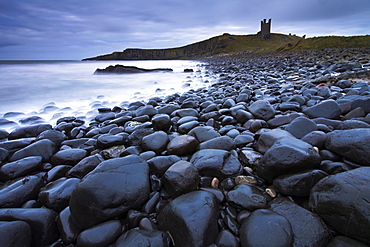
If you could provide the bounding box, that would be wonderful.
[94,65,173,74]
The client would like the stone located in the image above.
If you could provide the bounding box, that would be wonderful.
[178,120,199,134]
[327,236,369,247]
[214,229,239,247]
[0,174,44,208]
[141,131,169,154]
[255,129,293,154]
[8,124,52,140]
[269,198,330,247]
[273,169,328,197]
[45,165,72,183]
[0,208,59,247]
[190,149,242,179]
[303,99,341,119]
[248,100,275,120]
[188,126,220,143]
[66,154,104,178]
[152,114,172,131]
[77,220,122,247]
[69,155,150,229]
[50,148,88,166]
[10,139,56,162]
[115,229,171,247]
[135,105,158,117]
[199,136,236,151]
[167,135,199,156]
[0,147,8,163]
[38,177,80,212]
[157,191,219,247]
[239,209,293,247]
[226,183,267,210]
[301,131,327,149]
[35,129,67,146]
[162,160,200,197]
[96,134,125,149]
[243,119,268,132]
[325,128,370,165]
[147,155,181,177]
[309,167,370,245]
[336,119,370,130]
[57,207,82,245]
[0,156,42,181]
[0,129,9,139]
[0,221,32,247]
[285,116,317,139]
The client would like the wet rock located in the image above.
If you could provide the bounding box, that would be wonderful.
[147,155,181,177]
[162,160,200,197]
[301,131,327,149]
[327,236,369,247]
[57,207,82,245]
[0,156,42,181]
[158,190,219,247]
[8,124,52,140]
[269,197,330,247]
[303,99,341,119]
[77,220,122,247]
[45,165,72,183]
[38,177,80,212]
[50,148,88,166]
[248,100,275,120]
[256,137,321,183]
[135,105,158,117]
[96,134,125,149]
[0,138,35,154]
[0,220,32,247]
[95,112,115,122]
[285,116,317,139]
[178,120,200,134]
[0,174,44,208]
[10,139,56,162]
[66,154,104,178]
[214,229,239,247]
[167,135,199,156]
[243,119,268,132]
[0,208,59,247]
[309,167,370,245]
[188,126,220,143]
[101,145,126,159]
[325,128,370,165]
[226,183,267,210]
[199,136,236,151]
[0,129,9,139]
[255,129,293,154]
[127,128,154,146]
[35,129,67,146]
[152,114,171,131]
[0,148,8,163]
[141,131,169,154]
[69,155,150,229]
[273,169,328,197]
[190,149,242,179]
[240,209,293,247]
[115,229,171,247]
[336,119,370,130]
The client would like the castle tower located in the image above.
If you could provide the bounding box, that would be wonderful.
[259,18,271,39]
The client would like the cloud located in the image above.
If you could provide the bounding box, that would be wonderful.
[0,0,369,59]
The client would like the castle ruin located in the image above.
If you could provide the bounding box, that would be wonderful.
[258,18,271,40]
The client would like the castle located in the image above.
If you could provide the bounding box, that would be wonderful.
[258,18,271,40]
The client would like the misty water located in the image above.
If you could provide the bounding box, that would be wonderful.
[0,60,217,132]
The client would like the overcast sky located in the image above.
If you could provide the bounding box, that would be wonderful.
[1,0,369,60]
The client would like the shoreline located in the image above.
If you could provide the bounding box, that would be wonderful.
[1,47,370,246]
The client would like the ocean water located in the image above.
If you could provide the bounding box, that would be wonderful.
[0,60,217,132]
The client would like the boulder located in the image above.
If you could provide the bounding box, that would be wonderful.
[303,99,341,119]
[66,154,104,179]
[309,167,370,245]
[50,148,88,166]
[69,155,150,229]
[77,220,122,247]
[10,139,56,162]
[199,136,236,151]
[8,124,52,140]
[255,129,293,154]
[114,229,171,247]
[147,155,181,177]
[239,209,293,247]
[285,116,317,139]
[57,207,82,245]
[157,191,219,247]
[325,128,370,165]
[269,198,330,247]
[190,149,242,179]
[0,156,42,181]
[256,137,322,183]
[248,100,275,120]
[0,221,32,247]
[167,135,199,156]
[141,131,169,154]
[226,183,267,210]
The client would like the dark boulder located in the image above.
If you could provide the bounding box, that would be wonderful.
[147,155,181,177]
[0,208,59,247]
[309,167,370,245]
[157,191,219,247]
[240,209,293,247]
[273,169,328,196]
[256,137,322,183]
[50,148,88,166]
[0,174,44,208]
[199,136,236,151]
[301,131,327,149]
[38,177,80,212]
[152,114,172,131]
[303,99,341,119]
[190,149,242,179]
[248,100,275,120]
[269,197,330,247]
[8,124,52,140]
[162,160,200,197]
[0,156,42,181]
[327,236,369,247]
[167,135,199,156]
[96,134,125,149]
[255,129,293,154]
[35,129,67,146]
[10,139,56,162]
[115,229,171,247]
[141,131,169,154]
[188,126,220,143]
[226,183,267,210]
[0,221,32,247]
[325,128,370,165]
[285,116,317,139]
[66,154,104,179]
[57,207,82,245]
[77,220,122,247]
[69,155,150,229]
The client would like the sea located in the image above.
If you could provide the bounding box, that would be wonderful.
[0,60,217,132]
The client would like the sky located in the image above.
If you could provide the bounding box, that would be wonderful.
[0,0,369,60]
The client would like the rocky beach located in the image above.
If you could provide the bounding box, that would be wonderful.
[1,47,370,246]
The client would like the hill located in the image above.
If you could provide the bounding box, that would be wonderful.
[83,34,370,60]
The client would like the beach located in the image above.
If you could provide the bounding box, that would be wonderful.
[1,47,370,246]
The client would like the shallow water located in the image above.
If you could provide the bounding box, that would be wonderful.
[0,60,217,132]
